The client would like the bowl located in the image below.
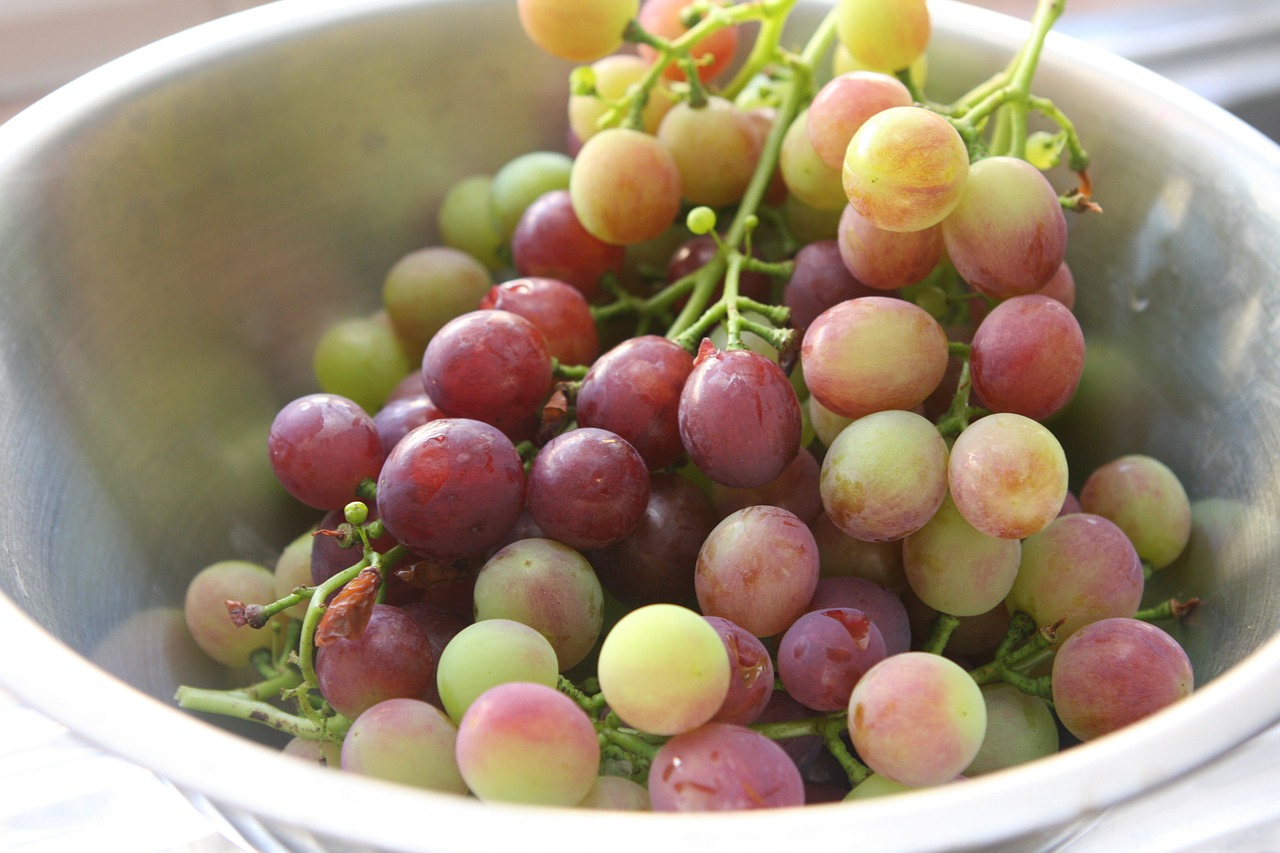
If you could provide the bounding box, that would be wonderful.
[2,0,1279,850]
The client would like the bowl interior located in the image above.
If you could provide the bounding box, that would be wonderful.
[1,0,1279,850]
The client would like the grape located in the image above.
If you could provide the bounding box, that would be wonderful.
[437,175,504,271]
[820,409,949,542]
[845,773,915,800]
[267,393,383,511]
[695,505,820,638]
[311,313,411,414]
[596,603,730,735]
[526,427,651,551]
[577,775,652,810]
[576,335,694,471]
[1079,454,1192,570]
[382,246,494,360]
[648,723,805,811]
[678,344,802,489]
[963,683,1058,776]
[273,531,314,621]
[1039,260,1077,310]
[434,618,560,723]
[420,309,552,441]
[455,681,600,805]
[848,652,986,787]
[569,54,673,141]
[183,560,280,667]
[657,97,759,208]
[314,603,436,719]
[372,392,443,457]
[510,189,626,299]
[801,296,949,420]
[281,736,342,768]
[783,239,878,333]
[480,277,600,368]
[709,449,822,525]
[1005,512,1145,642]
[835,0,931,73]
[807,71,913,170]
[1051,617,1194,742]
[784,194,844,244]
[399,601,470,707]
[947,412,1068,540]
[375,418,526,562]
[779,109,847,211]
[590,471,717,608]
[489,150,574,242]
[309,505,397,587]
[777,608,887,712]
[571,127,683,245]
[843,106,969,233]
[473,537,605,671]
[806,576,912,655]
[902,492,1022,617]
[941,156,1068,300]
[636,0,740,83]
[807,393,856,449]
[517,0,638,62]
[811,512,907,593]
[704,616,775,726]
[340,698,467,793]
[969,294,1085,421]
[837,203,944,291]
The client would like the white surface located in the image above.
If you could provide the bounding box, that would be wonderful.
[4,683,1280,853]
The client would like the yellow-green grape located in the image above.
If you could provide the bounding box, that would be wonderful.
[312,312,411,414]
[437,174,504,271]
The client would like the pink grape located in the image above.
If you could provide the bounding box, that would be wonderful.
[704,616,776,726]
[657,97,759,208]
[1052,617,1194,741]
[479,277,599,367]
[777,607,887,711]
[807,71,913,170]
[820,409,949,542]
[848,652,986,787]
[1005,512,1145,643]
[569,54,673,140]
[267,393,384,511]
[526,427,651,550]
[695,506,820,638]
[941,156,1068,300]
[455,681,600,805]
[678,344,802,489]
[1079,454,1192,570]
[473,537,605,671]
[511,189,626,299]
[314,604,436,719]
[843,106,969,233]
[801,296,949,420]
[969,294,1085,421]
[649,723,805,811]
[183,560,280,667]
[340,698,467,793]
[837,203,944,291]
[636,0,740,83]
[575,335,694,470]
[571,127,683,245]
[420,309,552,441]
[517,0,639,62]
[779,109,847,211]
[709,449,823,525]
[806,576,912,655]
[947,412,1068,540]
[372,393,443,457]
[902,492,1022,617]
[375,418,526,562]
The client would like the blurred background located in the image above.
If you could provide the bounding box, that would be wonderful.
[1,0,1278,139]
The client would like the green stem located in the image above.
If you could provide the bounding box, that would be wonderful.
[722,0,803,100]
[175,685,350,741]
[820,720,870,787]
[923,612,960,655]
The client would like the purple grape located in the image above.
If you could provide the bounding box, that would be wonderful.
[649,722,805,811]
[778,608,887,712]
[314,603,435,719]
[372,393,444,457]
[704,616,775,726]
[806,576,912,656]
[376,418,526,562]
[267,393,384,510]
[480,276,600,367]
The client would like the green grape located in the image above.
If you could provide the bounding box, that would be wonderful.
[435,618,561,724]
[490,150,574,242]
[437,174,505,271]
[381,245,493,360]
[311,313,410,414]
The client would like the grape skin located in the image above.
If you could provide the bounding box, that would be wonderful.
[571,127,684,245]
[777,607,887,712]
[517,0,639,62]
[480,277,600,368]
[902,492,1022,617]
[835,0,931,74]
[434,618,560,723]
[314,603,436,719]
[183,560,280,667]
[1079,454,1192,570]
[340,698,467,794]
[648,722,805,811]
[969,294,1085,421]
[657,97,760,208]
[704,615,775,726]
[266,393,384,512]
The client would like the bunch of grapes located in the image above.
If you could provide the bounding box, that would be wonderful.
[176,0,1201,812]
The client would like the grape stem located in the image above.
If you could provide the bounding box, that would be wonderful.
[970,612,1060,694]
[922,612,961,655]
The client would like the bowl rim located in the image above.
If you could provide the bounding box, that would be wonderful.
[2,0,1280,850]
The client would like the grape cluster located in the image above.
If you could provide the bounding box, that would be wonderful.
[176,0,1201,813]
